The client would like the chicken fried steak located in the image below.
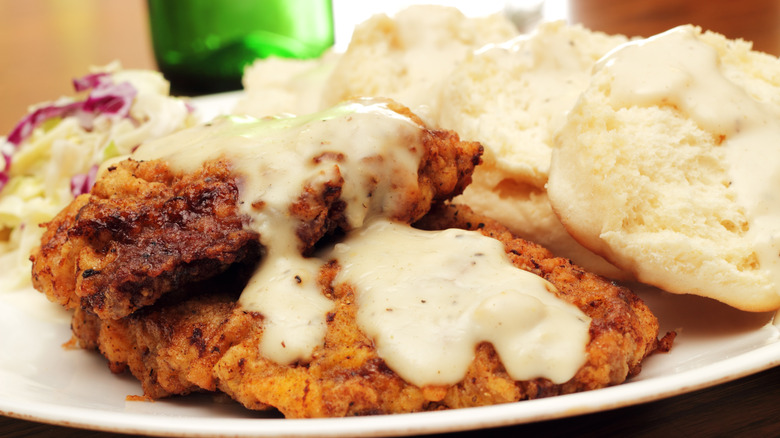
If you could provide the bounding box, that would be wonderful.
[35,98,665,418]
[71,263,257,398]
[414,204,668,388]
[31,98,482,320]
[32,159,261,320]
[70,203,666,418]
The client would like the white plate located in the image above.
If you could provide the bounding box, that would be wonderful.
[1,284,779,437]
[2,94,779,436]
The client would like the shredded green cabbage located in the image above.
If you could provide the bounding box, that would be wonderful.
[0,63,198,291]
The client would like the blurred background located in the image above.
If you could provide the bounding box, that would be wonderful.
[2,0,779,134]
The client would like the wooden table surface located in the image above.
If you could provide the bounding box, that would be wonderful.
[2,0,780,436]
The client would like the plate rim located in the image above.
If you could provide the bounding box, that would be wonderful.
[2,333,779,437]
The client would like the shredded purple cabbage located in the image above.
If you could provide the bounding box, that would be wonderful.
[6,100,83,146]
[1,72,137,194]
[70,164,99,197]
[80,76,137,129]
[72,72,110,92]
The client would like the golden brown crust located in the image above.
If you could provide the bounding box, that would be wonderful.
[216,204,660,417]
[416,203,662,386]
[31,159,261,320]
[71,265,258,399]
[69,203,664,418]
[290,121,482,253]
[35,100,662,418]
[31,114,482,320]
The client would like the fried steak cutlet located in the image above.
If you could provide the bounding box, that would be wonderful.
[31,99,482,320]
[69,203,666,418]
[33,98,666,418]
[32,159,261,320]
[70,264,256,399]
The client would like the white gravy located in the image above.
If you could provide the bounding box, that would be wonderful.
[597,26,780,289]
[132,98,590,385]
[329,219,590,386]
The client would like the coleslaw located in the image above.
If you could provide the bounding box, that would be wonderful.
[0,62,198,291]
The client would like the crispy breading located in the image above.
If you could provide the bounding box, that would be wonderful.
[36,99,662,417]
[215,204,664,417]
[71,263,258,399]
[70,203,665,418]
[289,105,482,251]
[31,159,262,319]
[31,109,482,320]
[414,204,665,393]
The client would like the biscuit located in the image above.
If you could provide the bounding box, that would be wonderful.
[321,5,519,124]
[548,25,780,311]
[234,51,340,118]
[438,21,630,278]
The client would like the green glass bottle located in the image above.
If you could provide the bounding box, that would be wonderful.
[147,0,334,94]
